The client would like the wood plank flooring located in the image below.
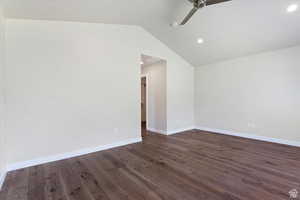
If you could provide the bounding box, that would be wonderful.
[1,129,300,200]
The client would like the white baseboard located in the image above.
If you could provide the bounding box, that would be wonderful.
[196,126,300,148]
[148,127,195,135]
[7,137,142,172]
[147,127,167,135]
[0,170,7,191]
[167,126,195,135]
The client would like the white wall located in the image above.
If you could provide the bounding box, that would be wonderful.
[5,19,194,166]
[195,45,300,143]
[0,3,6,185]
[142,61,167,133]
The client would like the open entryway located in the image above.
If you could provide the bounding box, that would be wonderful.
[140,54,167,137]
[141,76,147,137]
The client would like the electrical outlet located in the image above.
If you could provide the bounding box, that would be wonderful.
[247,122,256,128]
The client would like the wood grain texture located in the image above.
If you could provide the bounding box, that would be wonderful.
[1,129,300,200]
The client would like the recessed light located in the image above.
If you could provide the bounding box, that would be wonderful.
[197,38,204,44]
[140,61,144,65]
[287,4,298,13]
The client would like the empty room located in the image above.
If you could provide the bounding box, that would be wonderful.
[0,0,299,199]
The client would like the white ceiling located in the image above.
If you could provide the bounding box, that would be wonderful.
[3,0,300,66]
[141,54,164,67]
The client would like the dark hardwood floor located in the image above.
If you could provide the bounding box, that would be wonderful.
[1,129,300,200]
[141,121,147,137]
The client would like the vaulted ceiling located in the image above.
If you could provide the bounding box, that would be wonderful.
[3,0,300,66]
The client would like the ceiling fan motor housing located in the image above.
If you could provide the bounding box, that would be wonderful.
[195,0,207,8]
[180,0,231,25]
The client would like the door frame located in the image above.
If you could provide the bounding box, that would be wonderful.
[141,74,149,130]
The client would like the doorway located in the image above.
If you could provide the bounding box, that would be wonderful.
[141,76,147,137]
[140,54,167,137]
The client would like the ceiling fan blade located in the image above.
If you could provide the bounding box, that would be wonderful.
[180,7,199,25]
[206,0,231,6]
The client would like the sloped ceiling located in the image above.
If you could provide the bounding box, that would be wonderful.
[3,0,300,66]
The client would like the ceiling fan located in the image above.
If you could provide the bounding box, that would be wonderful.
[180,0,232,25]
